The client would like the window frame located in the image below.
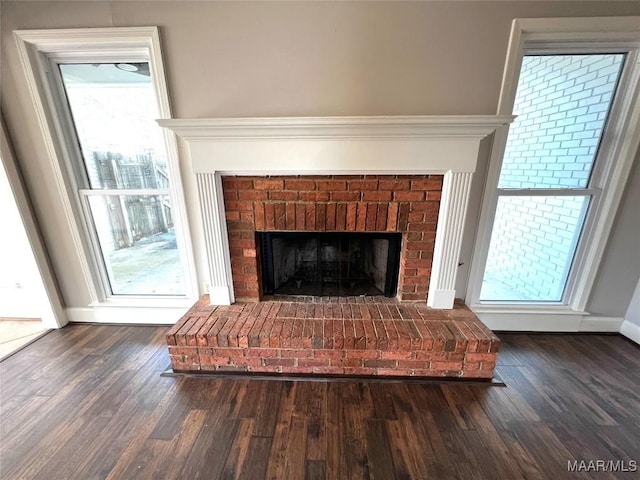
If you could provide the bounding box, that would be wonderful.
[14,27,198,307]
[467,18,640,315]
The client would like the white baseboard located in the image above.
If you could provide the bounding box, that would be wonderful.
[478,312,583,332]
[477,312,623,333]
[579,316,624,332]
[67,305,189,325]
[620,320,640,345]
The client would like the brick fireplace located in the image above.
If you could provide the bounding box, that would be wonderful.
[159,116,512,378]
[223,174,443,302]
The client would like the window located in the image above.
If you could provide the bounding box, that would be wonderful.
[15,28,197,306]
[58,63,184,296]
[480,54,624,302]
[467,18,640,315]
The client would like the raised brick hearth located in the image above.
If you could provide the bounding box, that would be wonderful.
[166,295,500,379]
[223,174,443,302]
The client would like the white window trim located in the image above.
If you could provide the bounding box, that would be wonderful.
[14,27,199,314]
[466,18,640,325]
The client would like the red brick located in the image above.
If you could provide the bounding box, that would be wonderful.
[394,360,427,370]
[316,203,326,230]
[223,178,253,190]
[380,350,413,360]
[379,180,410,190]
[415,351,448,361]
[376,204,388,230]
[314,350,344,359]
[285,179,315,190]
[348,180,378,191]
[317,180,346,191]
[232,357,263,367]
[356,203,367,231]
[212,347,245,357]
[410,201,440,212]
[264,203,276,230]
[480,361,496,371]
[462,361,481,371]
[269,318,286,348]
[225,200,254,212]
[330,191,360,202]
[255,179,284,190]
[280,349,314,358]
[362,191,392,202]
[346,203,357,230]
[326,203,336,230]
[199,356,231,366]
[286,203,296,230]
[299,191,330,202]
[394,191,425,201]
[463,353,496,363]
[270,191,299,201]
[298,358,330,367]
[305,203,316,230]
[336,203,347,230]
[345,350,378,359]
[225,211,241,221]
[274,203,286,230]
[238,190,268,201]
[430,361,463,371]
[222,190,238,202]
[363,359,397,368]
[263,358,296,367]
[295,204,306,230]
[366,204,377,230]
[343,319,355,349]
[330,358,364,368]
[408,212,425,223]
[411,179,443,190]
[387,202,399,231]
[397,203,410,230]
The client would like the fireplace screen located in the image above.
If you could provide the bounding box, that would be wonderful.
[258,232,401,297]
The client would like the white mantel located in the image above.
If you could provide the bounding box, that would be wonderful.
[159,116,513,308]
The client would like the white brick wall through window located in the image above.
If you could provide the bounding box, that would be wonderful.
[481,54,624,301]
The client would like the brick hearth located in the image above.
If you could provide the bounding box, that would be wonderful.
[166,296,500,379]
[223,174,443,302]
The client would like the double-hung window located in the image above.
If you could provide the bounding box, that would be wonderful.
[57,62,184,296]
[15,28,197,305]
[467,18,640,320]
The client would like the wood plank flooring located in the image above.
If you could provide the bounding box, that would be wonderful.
[1,325,638,479]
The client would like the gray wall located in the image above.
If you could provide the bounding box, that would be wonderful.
[625,277,640,327]
[2,1,639,316]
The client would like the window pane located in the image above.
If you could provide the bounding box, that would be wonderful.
[498,54,624,189]
[88,195,185,296]
[59,63,168,190]
[480,196,590,302]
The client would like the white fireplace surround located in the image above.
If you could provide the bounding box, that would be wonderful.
[159,116,513,309]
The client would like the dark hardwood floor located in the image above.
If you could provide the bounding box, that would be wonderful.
[1,325,638,479]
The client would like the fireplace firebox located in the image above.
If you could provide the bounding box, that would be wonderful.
[258,232,401,297]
